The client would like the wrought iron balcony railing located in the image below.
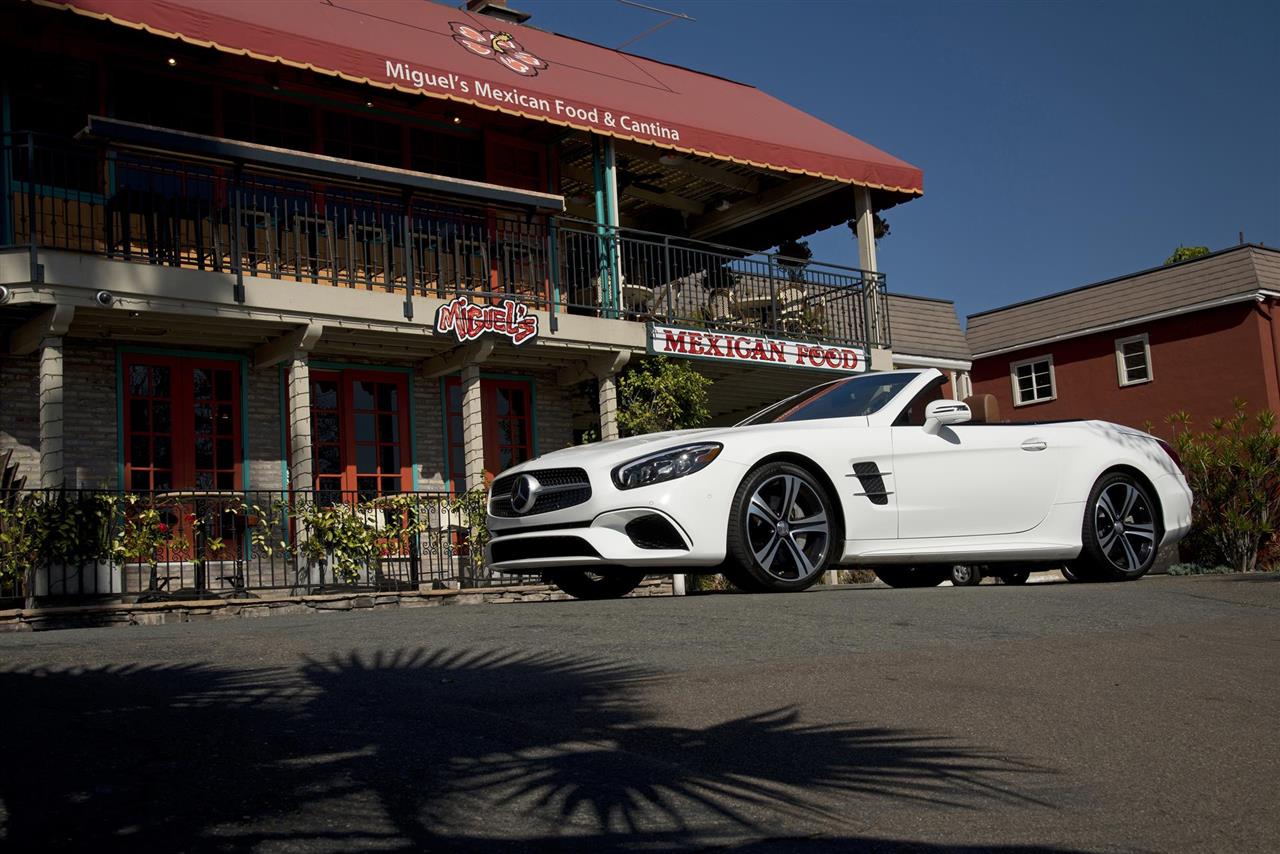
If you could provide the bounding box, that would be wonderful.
[0,132,890,350]
[0,488,532,603]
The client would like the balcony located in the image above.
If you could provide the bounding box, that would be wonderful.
[0,131,890,351]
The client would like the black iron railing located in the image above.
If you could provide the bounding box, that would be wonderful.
[0,132,890,350]
[0,488,531,603]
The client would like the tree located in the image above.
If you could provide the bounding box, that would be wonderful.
[617,357,712,438]
[1165,245,1210,265]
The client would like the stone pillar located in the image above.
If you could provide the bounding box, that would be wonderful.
[598,373,620,442]
[461,363,485,491]
[38,336,64,490]
[286,353,314,494]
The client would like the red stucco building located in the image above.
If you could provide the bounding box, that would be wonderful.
[967,245,1280,438]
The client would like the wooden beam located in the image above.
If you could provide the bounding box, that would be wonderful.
[420,338,495,379]
[9,305,74,355]
[563,164,704,215]
[687,177,840,240]
[615,140,760,193]
[557,349,631,385]
[621,185,704,216]
[252,322,324,369]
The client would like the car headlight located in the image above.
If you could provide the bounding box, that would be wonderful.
[612,443,723,490]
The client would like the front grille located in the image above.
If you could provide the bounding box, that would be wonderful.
[625,514,688,550]
[489,467,592,517]
[490,536,600,563]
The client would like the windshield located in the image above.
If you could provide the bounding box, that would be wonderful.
[737,372,918,426]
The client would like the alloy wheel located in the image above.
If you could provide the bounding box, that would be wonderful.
[1093,481,1157,572]
[744,473,830,581]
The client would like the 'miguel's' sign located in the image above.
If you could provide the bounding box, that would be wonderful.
[435,297,539,346]
[648,324,866,373]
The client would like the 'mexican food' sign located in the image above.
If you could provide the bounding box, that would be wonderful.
[648,324,866,373]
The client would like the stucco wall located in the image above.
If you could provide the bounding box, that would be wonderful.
[969,302,1278,439]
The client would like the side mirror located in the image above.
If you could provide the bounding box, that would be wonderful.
[923,399,971,434]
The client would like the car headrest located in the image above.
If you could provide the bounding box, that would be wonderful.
[963,394,1000,424]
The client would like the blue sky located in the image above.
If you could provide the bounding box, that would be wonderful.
[519,0,1279,321]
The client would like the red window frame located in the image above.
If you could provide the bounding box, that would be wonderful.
[308,368,413,500]
[122,354,243,493]
[443,376,535,492]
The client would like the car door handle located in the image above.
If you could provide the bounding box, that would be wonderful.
[1021,439,1048,452]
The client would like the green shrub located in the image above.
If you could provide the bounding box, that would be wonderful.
[1169,402,1280,572]
[617,357,712,438]
[1166,563,1233,576]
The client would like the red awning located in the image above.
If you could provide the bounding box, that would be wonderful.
[35,0,923,196]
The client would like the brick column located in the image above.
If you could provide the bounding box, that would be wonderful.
[287,353,315,494]
[598,373,620,441]
[461,363,485,490]
[38,336,64,490]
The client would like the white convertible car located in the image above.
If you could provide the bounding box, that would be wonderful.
[485,368,1192,599]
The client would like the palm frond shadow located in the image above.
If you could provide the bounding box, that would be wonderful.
[3,646,1056,850]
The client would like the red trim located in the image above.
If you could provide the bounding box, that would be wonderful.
[122,353,242,491]
[309,368,412,495]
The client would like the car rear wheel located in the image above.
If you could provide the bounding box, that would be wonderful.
[950,564,983,586]
[874,566,948,588]
[1071,472,1160,582]
[543,569,646,600]
[726,463,836,593]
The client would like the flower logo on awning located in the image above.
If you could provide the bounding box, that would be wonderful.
[450,22,548,77]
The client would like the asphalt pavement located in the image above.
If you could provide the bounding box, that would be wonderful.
[2,573,1278,852]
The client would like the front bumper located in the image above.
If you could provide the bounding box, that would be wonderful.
[485,462,745,572]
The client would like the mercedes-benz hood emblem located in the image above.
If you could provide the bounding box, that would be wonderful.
[510,474,542,515]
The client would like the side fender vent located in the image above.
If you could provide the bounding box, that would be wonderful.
[851,461,890,506]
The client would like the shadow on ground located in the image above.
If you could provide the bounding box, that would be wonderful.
[1,647,1073,851]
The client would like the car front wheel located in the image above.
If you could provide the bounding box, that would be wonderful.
[725,463,836,593]
[543,569,646,600]
[1071,472,1161,582]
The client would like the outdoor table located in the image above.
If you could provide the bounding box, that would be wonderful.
[621,281,655,317]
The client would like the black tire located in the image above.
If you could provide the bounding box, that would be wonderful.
[874,566,948,588]
[543,569,646,600]
[950,564,983,586]
[1060,564,1097,583]
[1071,472,1161,582]
[1000,570,1031,585]
[725,462,837,593]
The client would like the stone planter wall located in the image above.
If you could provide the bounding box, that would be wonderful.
[0,577,674,633]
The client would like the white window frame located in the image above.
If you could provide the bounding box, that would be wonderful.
[1115,333,1153,387]
[1010,355,1056,406]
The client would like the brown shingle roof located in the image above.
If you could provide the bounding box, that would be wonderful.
[886,294,970,362]
[966,245,1280,357]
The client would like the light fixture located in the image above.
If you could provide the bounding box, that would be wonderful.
[449,113,462,125]
[365,100,374,108]
[166,57,177,67]
[715,199,732,212]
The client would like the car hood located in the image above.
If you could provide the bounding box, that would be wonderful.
[516,427,728,473]
[500,418,867,477]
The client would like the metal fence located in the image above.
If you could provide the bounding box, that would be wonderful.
[1,131,889,350]
[0,488,535,605]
